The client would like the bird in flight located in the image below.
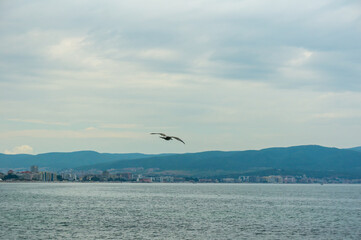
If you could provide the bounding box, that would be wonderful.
[150,133,185,144]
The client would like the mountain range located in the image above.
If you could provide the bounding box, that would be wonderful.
[0,151,154,171]
[77,145,361,178]
[1,145,361,178]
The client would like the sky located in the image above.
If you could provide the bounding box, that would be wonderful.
[1,0,361,154]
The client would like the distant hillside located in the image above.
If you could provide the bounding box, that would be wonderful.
[0,151,154,171]
[2,145,361,178]
[77,145,361,178]
[349,146,361,152]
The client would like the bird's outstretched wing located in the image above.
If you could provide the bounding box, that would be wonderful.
[171,136,185,144]
[150,133,166,136]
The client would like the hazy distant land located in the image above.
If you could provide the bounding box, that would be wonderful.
[1,145,361,182]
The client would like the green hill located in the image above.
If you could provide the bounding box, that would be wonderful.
[349,146,361,152]
[77,145,361,178]
[2,145,361,178]
[0,151,153,171]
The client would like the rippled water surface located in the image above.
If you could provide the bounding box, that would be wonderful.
[1,183,360,239]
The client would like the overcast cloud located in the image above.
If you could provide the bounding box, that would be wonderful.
[1,0,361,154]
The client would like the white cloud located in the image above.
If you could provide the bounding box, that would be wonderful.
[137,48,179,61]
[47,37,103,68]
[5,145,34,155]
[286,49,314,66]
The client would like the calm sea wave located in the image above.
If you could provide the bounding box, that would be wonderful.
[0,183,360,239]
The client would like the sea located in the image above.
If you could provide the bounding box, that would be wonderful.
[0,183,360,240]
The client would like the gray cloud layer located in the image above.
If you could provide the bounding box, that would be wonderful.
[1,0,361,153]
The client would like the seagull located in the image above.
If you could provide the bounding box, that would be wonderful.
[150,133,185,144]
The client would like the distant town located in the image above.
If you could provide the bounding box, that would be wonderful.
[1,165,361,184]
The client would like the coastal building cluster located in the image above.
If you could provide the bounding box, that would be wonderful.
[1,165,360,184]
[0,166,57,182]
